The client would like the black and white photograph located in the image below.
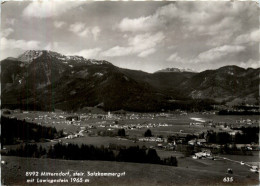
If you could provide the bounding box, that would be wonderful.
[1,1,259,185]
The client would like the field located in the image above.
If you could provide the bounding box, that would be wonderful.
[1,156,259,186]
[2,110,259,185]
[5,111,259,137]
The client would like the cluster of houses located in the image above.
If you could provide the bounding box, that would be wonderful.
[125,113,173,120]
[137,137,176,150]
[192,151,212,159]
[65,131,84,139]
[189,122,205,126]
[189,120,248,136]
[236,118,258,125]
[64,127,94,139]
[138,137,166,143]
[188,139,207,146]
[101,123,172,131]
[74,112,181,121]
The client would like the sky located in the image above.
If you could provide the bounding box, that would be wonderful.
[1,1,259,72]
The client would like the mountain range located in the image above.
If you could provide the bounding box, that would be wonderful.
[1,50,259,112]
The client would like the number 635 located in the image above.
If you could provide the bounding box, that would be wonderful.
[223,177,233,182]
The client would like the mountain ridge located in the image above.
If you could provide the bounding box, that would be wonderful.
[155,67,196,73]
[3,50,258,74]
[1,50,259,112]
[14,50,111,65]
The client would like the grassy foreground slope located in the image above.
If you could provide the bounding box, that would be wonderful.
[1,156,258,186]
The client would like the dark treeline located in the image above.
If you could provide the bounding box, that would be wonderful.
[1,104,45,111]
[97,129,126,137]
[48,143,115,161]
[206,128,258,144]
[1,116,64,145]
[117,129,126,137]
[161,99,216,112]
[167,134,197,144]
[234,105,259,110]
[211,144,253,156]
[118,146,178,166]
[232,127,259,144]
[3,98,216,112]
[5,143,177,167]
[206,132,232,144]
[175,144,253,156]
[5,144,46,158]
[218,110,260,115]
[144,129,152,137]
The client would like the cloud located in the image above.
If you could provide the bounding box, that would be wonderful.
[138,48,156,58]
[91,26,101,41]
[69,22,89,37]
[186,17,241,36]
[197,45,246,61]
[69,22,100,39]
[166,45,247,65]
[118,16,159,32]
[70,48,102,59]
[117,2,255,41]
[166,53,183,62]
[239,59,259,69]
[101,46,132,57]
[23,1,83,18]
[2,28,14,37]
[250,30,260,42]
[5,18,16,25]
[1,37,41,50]
[101,32,165,57]
[69,22,86,34]
[206,31,234,47]
[44,42,60,51]
[129,32,165,51]
[117,3,185,32]
[79,28,90,37]
[54,21,66,28]
[4,1,257,72]
[117,4,175,32]
[177,2,255,35]
[235,29,260,44]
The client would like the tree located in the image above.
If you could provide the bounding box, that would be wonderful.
[184,145,194,157]
[216,132,231,144]
[117,129,126,137]
[206,132,217,143]
[198,132,205,139]
[167,135,175,143]
[147,148,160,163]
[144,129,152,137]
[163,156,178,166]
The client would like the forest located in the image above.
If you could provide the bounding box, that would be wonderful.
[5,143,178,166]
[1,116,64,145]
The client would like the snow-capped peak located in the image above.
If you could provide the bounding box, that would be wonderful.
[18,50,43,63]
[156,67,196,73]
[17,50,111,65]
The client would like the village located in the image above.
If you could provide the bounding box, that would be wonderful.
[2,109,259,174]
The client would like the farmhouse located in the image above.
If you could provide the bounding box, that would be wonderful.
[197,139,206,145]
[66,116,79,121]
[250,166,259,173]
[193,151,211,159]
[188,139,196,145]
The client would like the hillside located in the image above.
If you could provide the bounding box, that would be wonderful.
[1,50,166,111]
[178,66,260,104]
[1,50,259,111]
[1,156,259,185]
